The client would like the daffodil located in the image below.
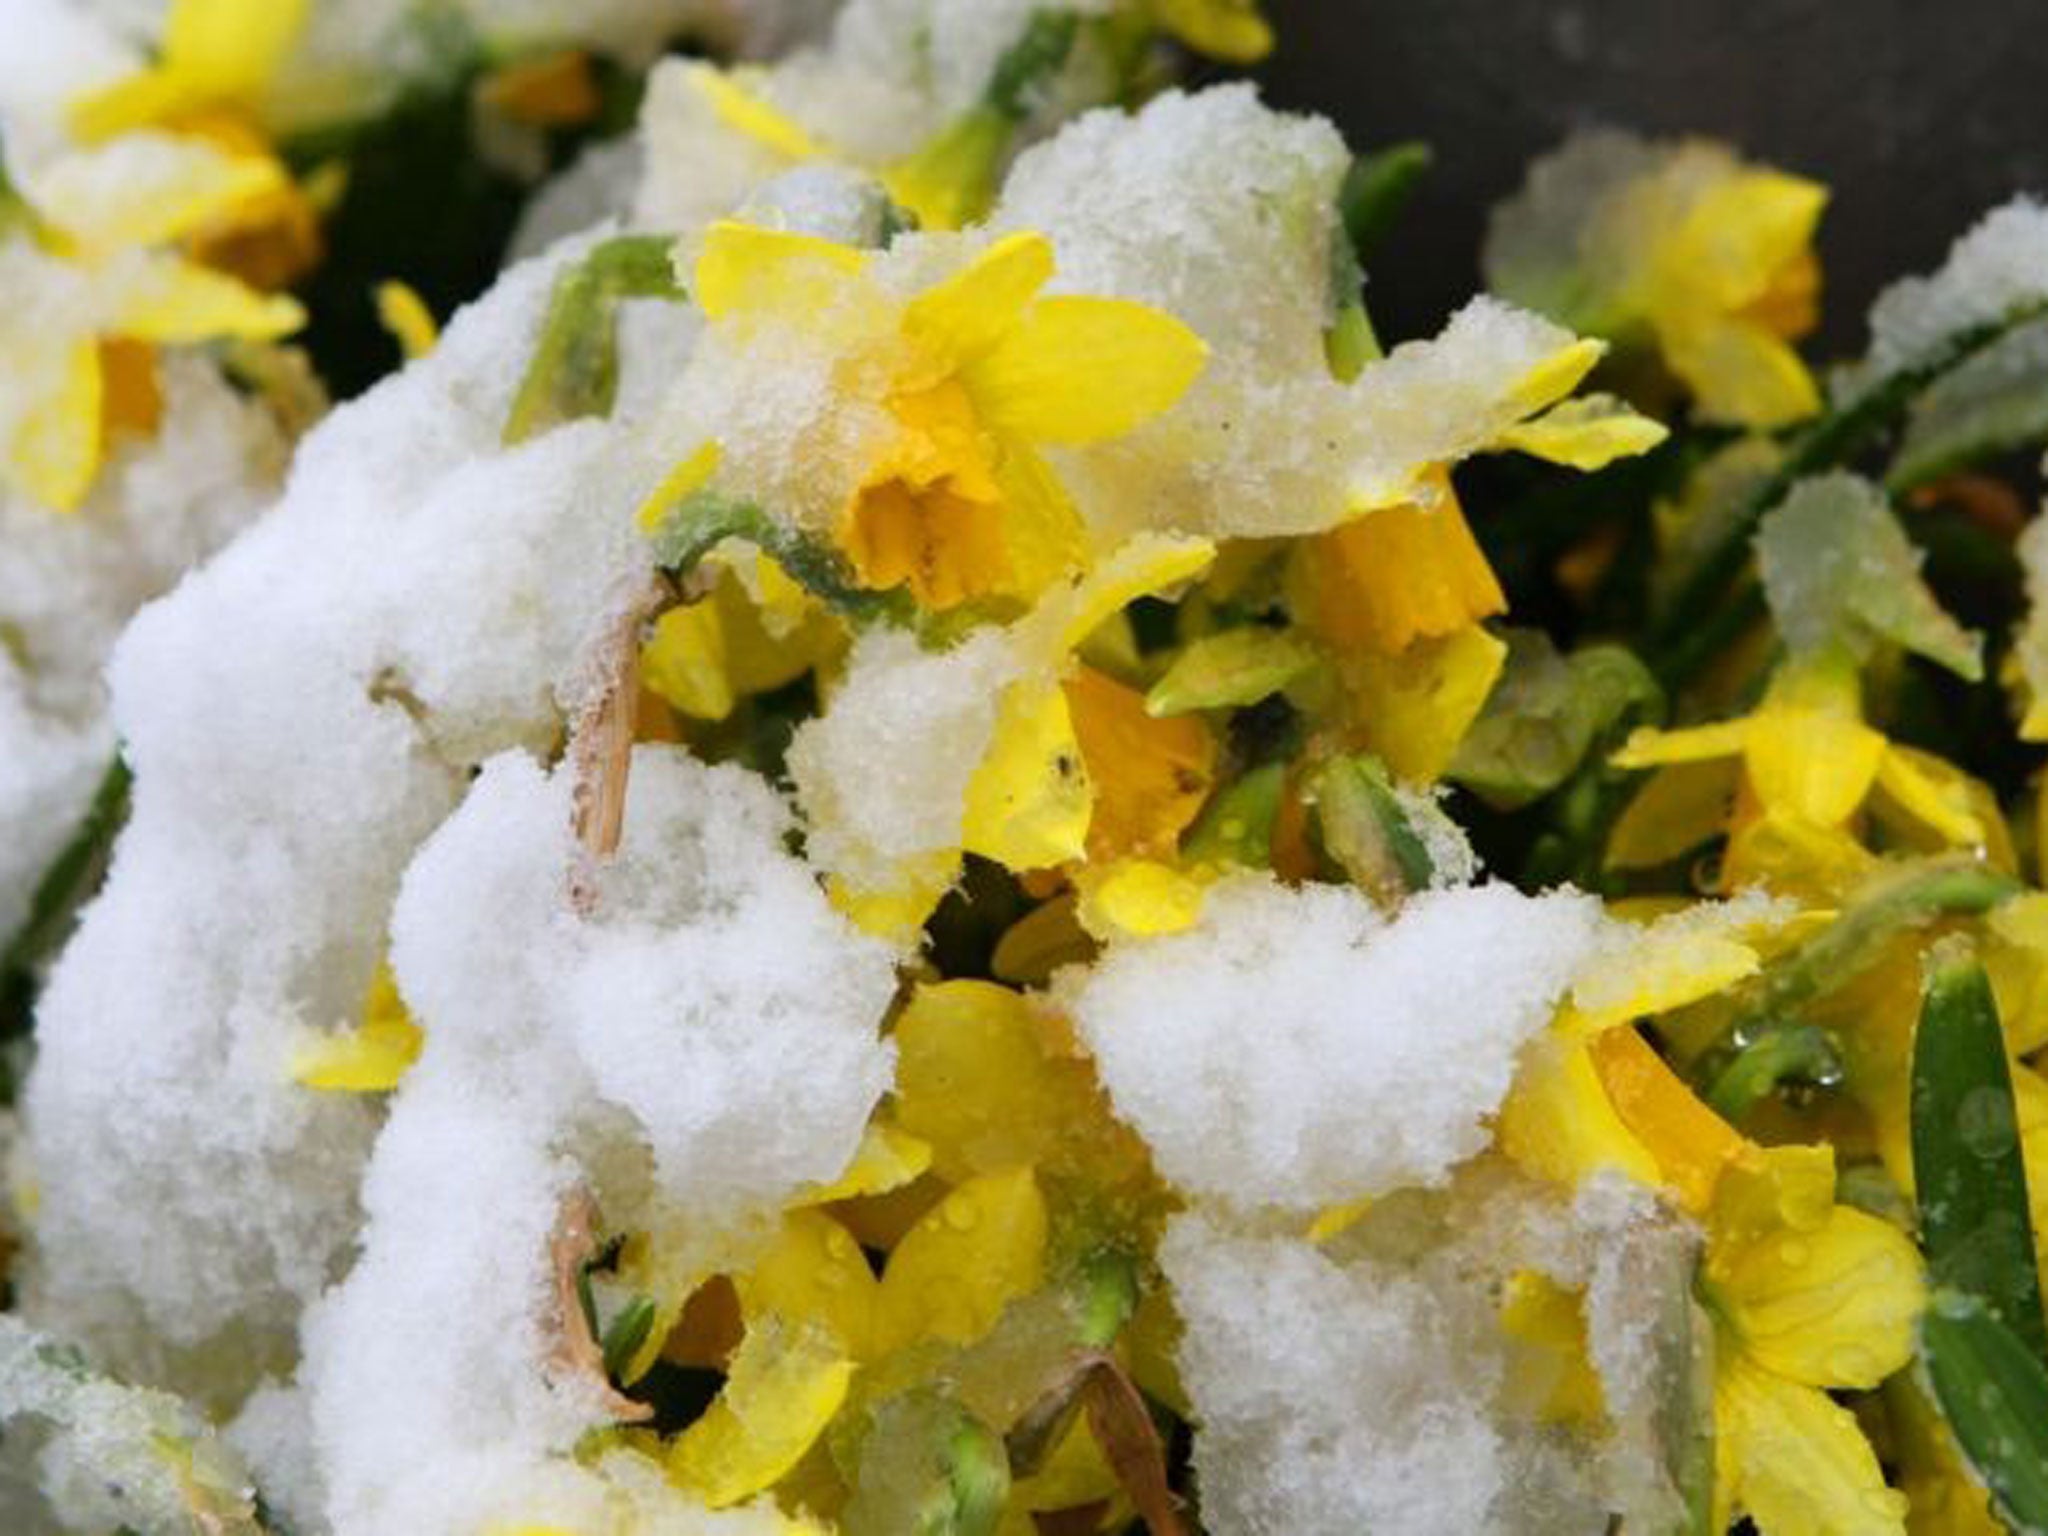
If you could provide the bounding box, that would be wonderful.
[1611,655,2000,892]
[1287,323,1664,780]
[690,221,1206,610]
[0,133,303,511]
[1488,131,1827,428]
[68,0,324,291]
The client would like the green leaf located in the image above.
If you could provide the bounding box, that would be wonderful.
[1913,945,2048,1363]
[647,491,909,625]
[1920,1289,2048,1535]
[1447,630,1661,811]
[1337,142,1432,266]
[1701,1021,1842,1122]
[599,1294,658,1384]
[1889,315,2048,494]
[1144,628,1318,716]
[2,753,131,1039]
[984,9,1081,119]
[1181,761,1285,869]
[1312,754,1433,910]
[502,234,685,444]
[842,1392,1009,1536]
[1754,472,1983,680]
[1700,856,2020,1074]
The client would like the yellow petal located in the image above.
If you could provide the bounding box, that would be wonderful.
[687,62,827,162]
[803,1120,935,1206]
[1715,1355,1908,1536]
[825,853,958,945]
[114,256,304,343]
[1492,392,1670,469]
[1610,718,1754,772]
[667,1316,855,1507]
[162,0,310,100]
[874,1166,1047,1353]
[961,681,1091,871]
[1675,170,1829,316]
[1662,315,1821,430]
[1499,1270,1606,1427]
[637,440,724,535]
[1064,665,1214,861]
[904,232,1054,366]
[1606,758,1739,871]
[1502,335,1606,419]
[1571,910,1765,1032]
[1150,0,1274,61]
[1873,745,1987,848]
[10,337,103,513]
[1588,1026,1747,1215]
[1498,1024,1666,1194]
[33,136,284,252]
[1712,1204,1924,1390]
[642,600,736,722]
[291,963,423,1093]
[1040,532,1217,656]
[1745,705,1886,827]
[1071,858,1211,940]
[1311,476,1507,653]
[735,1210,879,1359]
[967,295,1208,446]
[1341,624,1508,783]
[695,221,867,321]
[375,279,437,360]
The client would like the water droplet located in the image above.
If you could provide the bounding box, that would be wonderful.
[1958,1085,2018,1161]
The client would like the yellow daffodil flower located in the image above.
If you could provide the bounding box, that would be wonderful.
[1612,657,1995,882]
[693,221,1206,610]
[1,136,303,511]
[641,553,846,724]
[1295,336,1663,781]
[69,0,323,291]
[1703,1146,1921,1536]
[1490,133,1826,429]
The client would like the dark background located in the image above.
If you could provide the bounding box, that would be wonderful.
[1251,0,2048,351]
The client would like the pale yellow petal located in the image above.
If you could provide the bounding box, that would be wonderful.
[636,439,724,535]
[967,295,1208,446]
[1492,391,1669,469]
[874,1167,1046,1353]
[1713,1205,1924,1389]
[1502,335,1605,418]
[1745,706,1886,826]
[113,256,303,342]
[1072,858,1211,940]
[695,221,867,321]
[667,1317,854,1507]
[961,681,1091,871]
[903,231,1054,366]
[1610,718,1754,772]
[9,336,103,513]
[1716,1355,1908,1536]
[375,279,437,360]
[1873,744,1988,848]
[1343,624,1507,783]
[687,62,826,161]
[801,1120,933,1206]
[1663,314,1821,430]
[33,135,284,251]
[735,1210,878,1358]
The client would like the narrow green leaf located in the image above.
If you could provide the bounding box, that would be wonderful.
[1181,761,1285,868]
[985,9,1080,119]
[1921,1289,2048,1535]
[1913,945,2048,1363]
[599,1294,658,1384]
[502,234,685,445]
[842,1392,1009,1536]
[2,753,132,1037]
[1337,142,1433,266]
[1144,628,1318,716]
[1703,1021,1843,1122]
[1313,754,1432,909]
[648,490,909,625]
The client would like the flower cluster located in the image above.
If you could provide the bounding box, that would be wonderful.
[9,5,2048,1536]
